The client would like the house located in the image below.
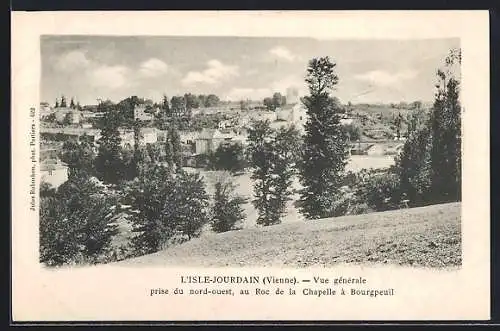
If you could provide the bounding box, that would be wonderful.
[195,128,232,155]
[272,103,308,133]
[81,111,98,119]
[40,159,68,189]
[141,128,158,145]
[178,130,198,145]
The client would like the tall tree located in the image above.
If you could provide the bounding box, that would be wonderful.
[430,48,462,203]
[94,110,125,184]
[211,174,246,233]
[394,112,403,139]
[299,56,350,219]
[168,127,182,170]
[247,121,301,226]
[55,98,59,108]
[60,95,67,108]
[70,97,76,109]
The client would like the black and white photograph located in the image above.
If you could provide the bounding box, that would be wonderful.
[11,11,490,322]
[39,35,462,269]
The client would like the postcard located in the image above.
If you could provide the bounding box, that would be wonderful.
[11,10,490,321]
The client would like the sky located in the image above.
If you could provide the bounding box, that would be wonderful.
[40,36,460,106]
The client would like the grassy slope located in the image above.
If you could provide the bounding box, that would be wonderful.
[118,202,461,268]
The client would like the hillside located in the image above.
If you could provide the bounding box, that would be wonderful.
[118,202,461,269]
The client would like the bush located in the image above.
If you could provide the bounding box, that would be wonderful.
[353,169,403,212]
[39,176,119,266]
[210,174,246,233]
[207,142,248,173]
[128,166,209,255]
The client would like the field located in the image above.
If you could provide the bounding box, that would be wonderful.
[117,202,461,269]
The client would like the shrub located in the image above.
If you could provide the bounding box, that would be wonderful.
[211,174,246,233]
[39,176,119,266]
[353,169,402,212]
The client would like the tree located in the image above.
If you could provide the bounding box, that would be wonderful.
[40,181,56,198]
[184,93,200,110]
[59,139,96,178]
[164,126,182,170]
[394,112,403,139]
[406,106,427,137]
[299,56,350,219]
[247,121,301,226]
[209,142,247,173]
[128,166,209,254]
[161,94,171,118]
[429,48,462,203]
[395,125,433,206]
[60,95,67,108]
[174,171,210,240]
[263,97,274,111]
[272,92,285,109]
[343,123,362,142]
[40,176,119,266]
[55,98,59,108]
[206,94,220,107]
[211,174,246,233]
[411,100,423,110]
[170,96,186,116]
[94,110,125,184]
[70,97,76,109]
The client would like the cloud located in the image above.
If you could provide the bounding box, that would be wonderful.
[182,59,239,86]
[139,58,169,77]
[269,46,298,62]
[225,88,273,101]
[55,50,91,71]
[353,69,418,86]
[87,65,130,89]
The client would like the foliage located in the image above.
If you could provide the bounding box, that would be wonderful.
[248,120,301,226]
[299,56,350,219]
[164,126,182,170]
[343,123,362,141]
[263,92,287,111]
[429,48,462,203]
[395,125,433,207]
[352,169,403,212]
[207,142,247,173]
[59,138,96,178]
[94,110,126,184]
[210,174,246,233]
[128,166,209,254]
[39,176,119,266]
[40,181,56,198]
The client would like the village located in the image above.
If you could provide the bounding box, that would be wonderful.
[39,87,411,191]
